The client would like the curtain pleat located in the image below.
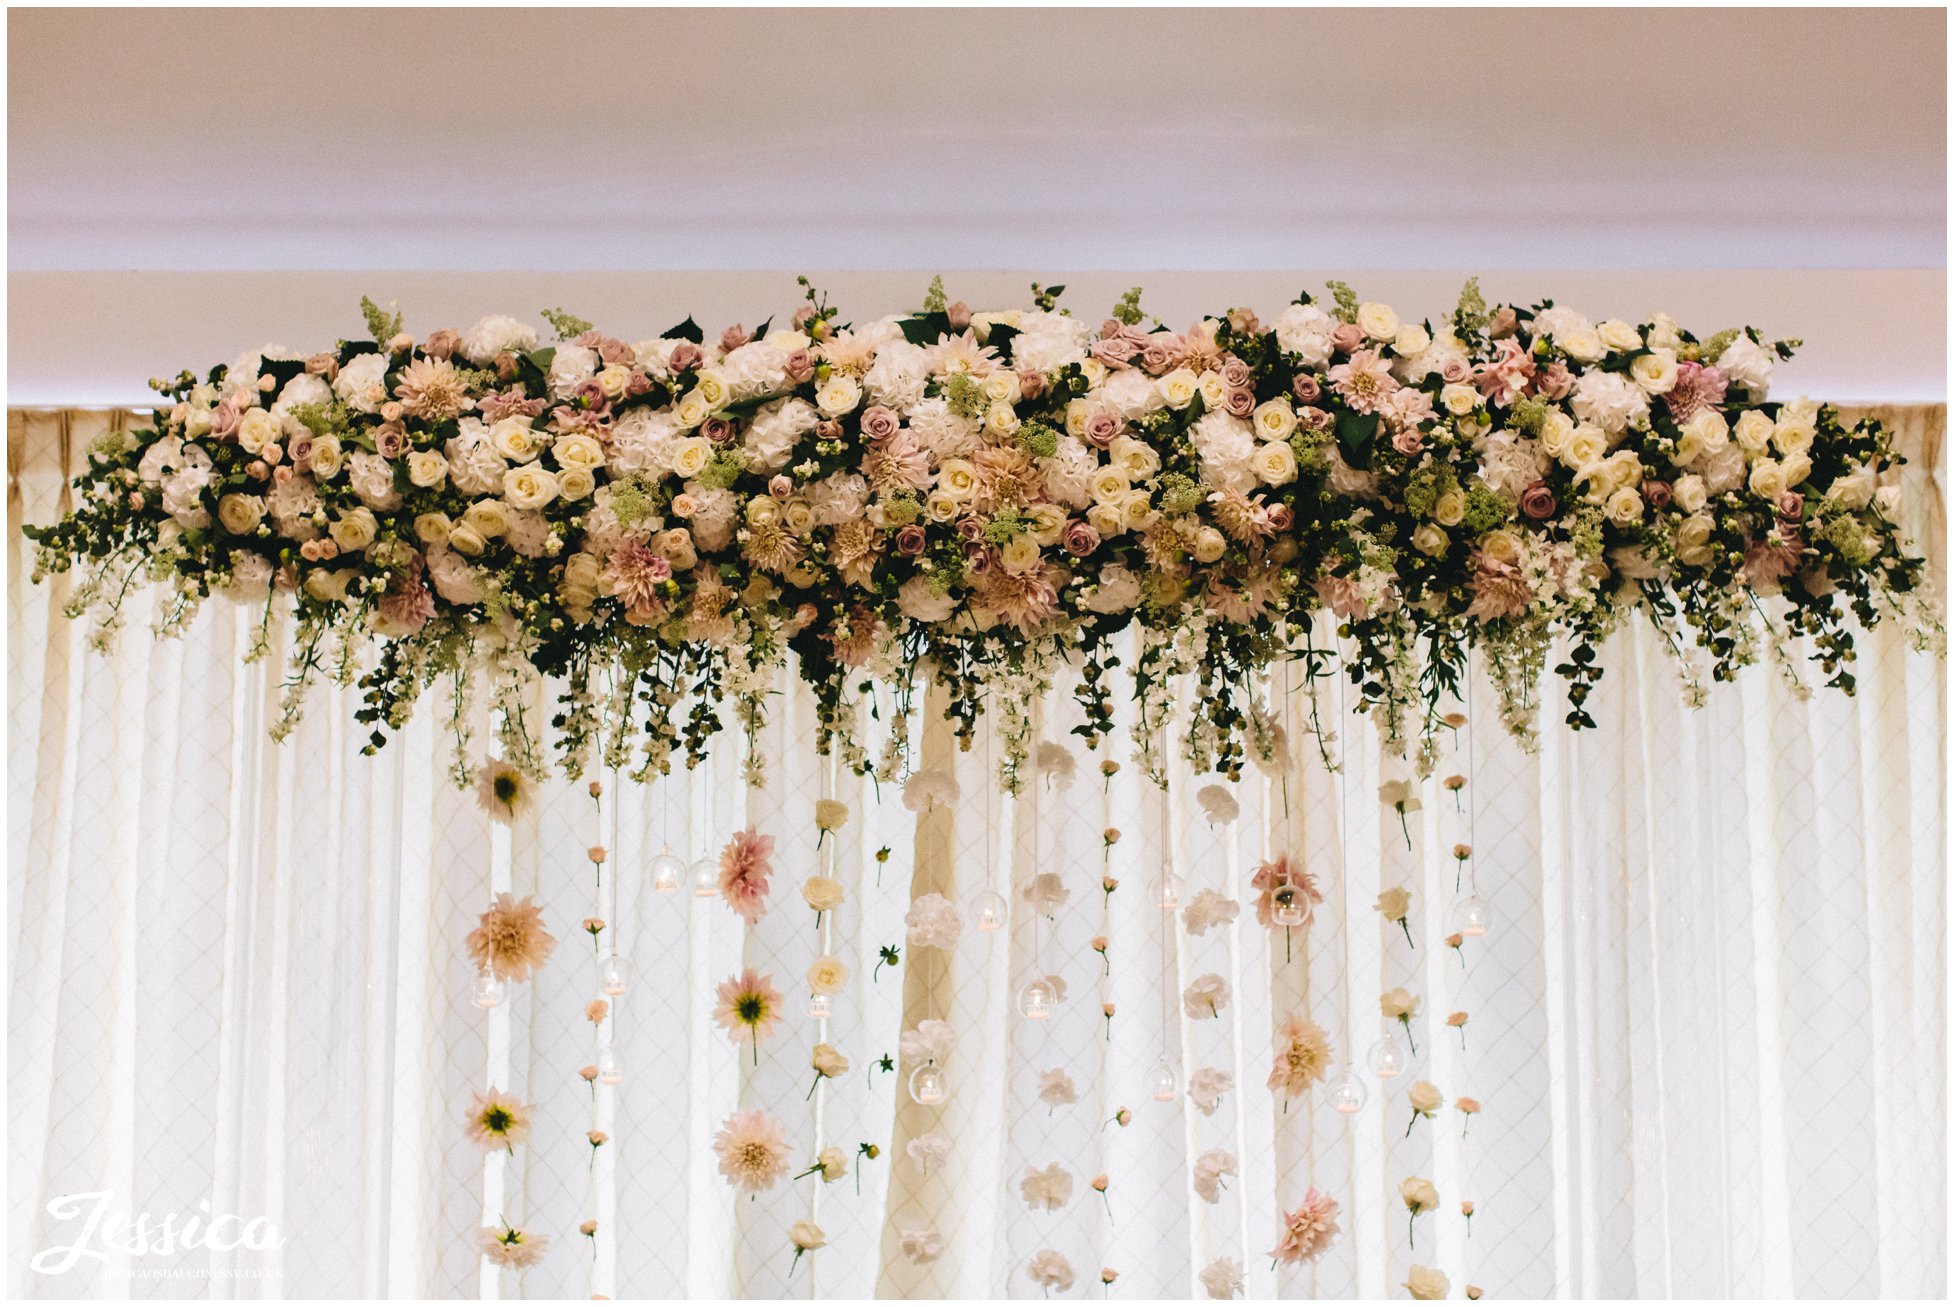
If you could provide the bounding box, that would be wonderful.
[6,408,1945,1299]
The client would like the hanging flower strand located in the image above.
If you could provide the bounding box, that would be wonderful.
[1376,886,1415,949]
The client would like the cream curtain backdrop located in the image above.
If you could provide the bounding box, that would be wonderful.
[8,409,1946,1299]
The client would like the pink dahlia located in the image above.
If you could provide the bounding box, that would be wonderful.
[1270,1188,1342,1265]
[717,827,775,924]
[1664,361,1729,423]
[1465,555,1534,622]
[1325,349,1395,414]
[603,541,672,612]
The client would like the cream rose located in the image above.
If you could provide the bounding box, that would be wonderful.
[309,436,344,480]
[1630,350,1678,395]
[1252,440,1298,487]
[1559,326,1605,364]
[1481,528,1522,566]
[447,523,486,556]
[1405,1265,1450,1301]
[1085,502,1126,538]
[815,374,862,416]
[1431,489,1467,527]
[1394,323,1431,356]
[938,459,980,502]
[807,955,850,996]
[1089,466,1132,506]
[1748,459,1788,502]
[1191,525,1226,563]
[461,499,509,538]
[557,467,596,501]
[671,436,714,479]
[1733,409,1775,455]
[1380,987,1419,1020]
[1407,1080,1443,1114]
[236,408,282,454]
[1412,523,1447,555]
[1538,411,1575,459]
[999,536,1041,575]
[552,433,605,470]
[1604,486,1644,526]
[1597,319,1643,352]
[1437,383,1478,417]
[1400,1176,1439,1211]
[1672,473,1708,513]
[217,493,265,535]
[674,391,711,428]
[1375,887,1411,919]
[1565,426,1608,469]
[1252,398,1297,442]
[329,507,378,552]
[489,417,543,463]
[406,450,449,488]
[691,369,730,409]
[1357,301,1400,341]
[1159,368,1200,410]
[802,876,845,913]
[1675,513,1715,566]
[414,512,453,546]
[502,464,560,510]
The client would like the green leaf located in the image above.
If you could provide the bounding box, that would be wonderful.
[899,312,951,347]
[664,316,703,344]
[1335,409,1380,469]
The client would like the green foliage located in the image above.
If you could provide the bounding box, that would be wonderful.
[1111,287,1145,327]
[921,276,948,313]
[541,308,594,341]
[359,296,403,344]
[1324,281,1360,324]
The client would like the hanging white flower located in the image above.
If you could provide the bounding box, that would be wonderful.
[1037,1068,1079,1111]
[813,799,850,833]
[1034,741,1078,789]
[1249,721,1293,777]
[1019,1162,1074,1211]
[1199,1256,1246,1300]
[899,1019,957,1066]
[1182,972,1231,1019]
[904,893,964,949]
[901,767,961,814]
[1027,1249,1076,1294]
[1181,889,1240,937]
[1021,871,1070,916]
[1192,1148,1238,1204]
[906,1131,950,1175]
[1195,783,1240,825]
[1187,1066,1233,1116]
[899,1223,945,1264]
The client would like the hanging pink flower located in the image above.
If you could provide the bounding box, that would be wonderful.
[718,827,775,924]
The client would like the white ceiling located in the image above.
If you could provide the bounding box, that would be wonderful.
[8,6,1946,272]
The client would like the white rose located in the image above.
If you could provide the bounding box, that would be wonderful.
[552,433,605,470]
[985,402,1020,438]
[1159,368,1200,410]
[1198,371,1228,410]
[998,536,1041,575]
[1773,416,1816,458]
[1630,350,1679,395]
[329,507,378,552]
[1715,333,1774,398]
[1671,473,1708,513]
[1558,327,1605,363]
[1748,459,1788,502]
[1597,319,1643,352]
[236,408,281,454]
[1604,486,1644,526]
[557,467,596,501]
[674,391,711,428]
[1407,1081,1443,1113]
[1780,452,1812,488]
[1251,398,1296,442]
[461,499,509,538]
[502,464,560,510]
[1191,525,1226,563]
[1405,1265,1450,1301]
[1412,523,1447,555]
[815,374,862,416]
[1394,324,1431,356]
[1357,302,1400,341]
[981,370,1021,405]
[1380,987,1419,1020]
[1432,489,1466,527]
[671,436,714,479]
[1085,502,1126,538]
[1251,440,1297,487]
[407,450,448,488]
[1109,435,1160,482]
[303,568,357,603]
[414,512,453,546]
[938,458,980,502]
[217,493,265,535]
[489,418,543,463]
[1828,466,1877,510]
[1564,426,1608,470]
[1538,411,1575,458]
[1732,409,1774,456]
[1439,383,1479,417]
[447,523,487,556]
[1089,466,1131,506]
[1675,513,1716,566]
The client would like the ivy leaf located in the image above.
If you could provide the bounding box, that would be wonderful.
[986,321,1020,361]
[663,316,703,344]
[1335,409,1380,469]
